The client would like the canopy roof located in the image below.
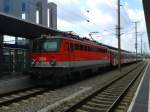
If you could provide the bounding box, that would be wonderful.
[143,0,150,46]
[0,12,62,39]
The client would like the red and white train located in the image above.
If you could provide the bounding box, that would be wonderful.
[30,33,142,85]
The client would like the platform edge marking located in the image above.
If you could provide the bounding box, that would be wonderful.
[148,61,150,112]
[127,61,149,112]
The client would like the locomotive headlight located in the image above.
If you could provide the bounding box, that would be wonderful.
[50,60,56,66]
[31,59,36,66]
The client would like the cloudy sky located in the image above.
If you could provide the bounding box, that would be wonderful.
[48,0,149,53]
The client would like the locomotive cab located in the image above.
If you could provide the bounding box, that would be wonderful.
[32,35,62,68]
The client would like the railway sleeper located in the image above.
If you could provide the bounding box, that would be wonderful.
[116,105,126,110]
[86,101,110,108]
[81,105,107,112]
[91,98,113,105]
[103,90,123,93]
[118,102,129,106]
[75,109,87,112]
[101,91,122,95]
[94,96,116,102]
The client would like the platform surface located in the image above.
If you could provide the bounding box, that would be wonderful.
[128,61,150,112]
[0,74,33,94]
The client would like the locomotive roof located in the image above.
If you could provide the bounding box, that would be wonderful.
[40,33,135,54]
[60,34,134,53]
[40,34,108,49]
[59,33,134,53]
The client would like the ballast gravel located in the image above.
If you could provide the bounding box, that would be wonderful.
[0,63,141,112]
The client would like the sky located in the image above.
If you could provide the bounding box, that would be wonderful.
[48,0,149,54]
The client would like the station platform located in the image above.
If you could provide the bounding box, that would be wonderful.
[128,61,150,112]
[0,73,33,95]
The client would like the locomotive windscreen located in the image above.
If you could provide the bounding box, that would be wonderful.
[32,38,61,52]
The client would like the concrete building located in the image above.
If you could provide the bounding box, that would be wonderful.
[25,0,48,26]
[48,2,57,29]
[0,0,58,28]
[0,0,54,27]
[0,0,22,18]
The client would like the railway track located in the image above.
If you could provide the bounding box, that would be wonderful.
[0,87,50,107]
[65,62,147,112]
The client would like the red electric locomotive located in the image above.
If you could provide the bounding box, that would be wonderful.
[30,33,142,85]
[31,33,111,84]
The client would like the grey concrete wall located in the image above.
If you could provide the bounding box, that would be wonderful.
[27,0,48,26]
[36,1,43,24]
[40,0,48,26]
[48,2,57,29]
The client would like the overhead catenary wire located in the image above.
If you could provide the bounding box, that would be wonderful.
[29,0,134,37]
[24,0,121,35]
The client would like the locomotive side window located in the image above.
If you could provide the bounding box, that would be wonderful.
[84,46,87,51]
[64,43,69,51]
[87,46,90,51]
[70,43,74,51]
[75,44,79,50]
[98,48,106,53]
[80,45,83,51]
[83,45,86,51]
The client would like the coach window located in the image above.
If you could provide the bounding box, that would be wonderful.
[83,45,86,51]
[102,49,105,53]
[91,47,93,51]
[85,46,88,51]
[91,47,93,52]
[80,45,83,51]
[99,48,103,52]
[94,47,97,52]
[92,47,95,52]
[95,47,98,52]
[96,48,99,52]
[93,47,96,52]
[90,47,92,51]
[87,46,90,51]
[98,48,101,52]
[82,45,84,51]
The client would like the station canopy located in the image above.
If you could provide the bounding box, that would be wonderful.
[0,12,63,39]
[143,0,150,46]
